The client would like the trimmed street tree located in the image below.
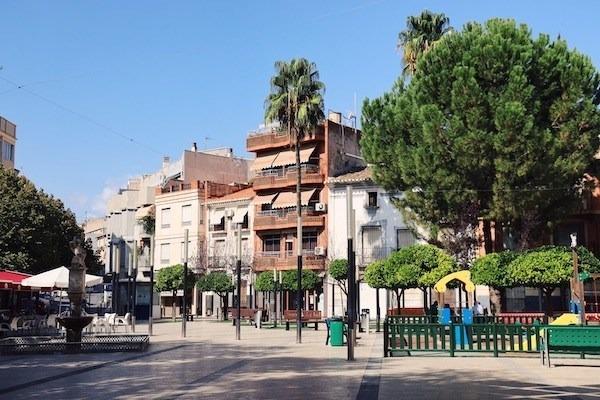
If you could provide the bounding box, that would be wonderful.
[255,271,276,292]
[362,18,600,254]
[507,246,600,316]
[471,251,518,314]
[155,264,197,321]
[282,269,319,292]
[197,271,234,320]
[265,58,325,342]
[328,259,348,296]
[364,259,387,329]
[0,166,103,274]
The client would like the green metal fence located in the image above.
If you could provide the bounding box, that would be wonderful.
[384,319,547,357]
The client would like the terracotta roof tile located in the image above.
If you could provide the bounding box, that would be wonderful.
[328,166,373,184]
[208,187,255,203]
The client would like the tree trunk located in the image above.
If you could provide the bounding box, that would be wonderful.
[295,128,303,344]
[482,220,493,254]
[172,290,176,322]
[223,294,229,321]
[489,287,502,315]
[395,288,400,310]
[544,288,554,318]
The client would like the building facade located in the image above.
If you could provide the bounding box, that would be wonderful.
[0,116,16,170]
[202,187,254,318]
[247,113,363,312]
[153,181,249,317]
[105,147,250,318]
[326,166,491,318]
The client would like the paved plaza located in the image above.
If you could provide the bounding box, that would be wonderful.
[1,321,599,399]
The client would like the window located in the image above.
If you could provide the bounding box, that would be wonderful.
[181,204,192,226]
[367,192,378,208]
[263,234,280,253]
[302,231,318,251]
[241,212,249,229]
[160,243,170,264]
[161,208,171,228]
[396,228,415,249]
[2,142,14,162]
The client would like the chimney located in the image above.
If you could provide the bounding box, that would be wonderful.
[192,142,197,152]
[162,156,170,170]
[328,111,342,123]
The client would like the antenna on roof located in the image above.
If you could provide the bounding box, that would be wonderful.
[204,136,213,149]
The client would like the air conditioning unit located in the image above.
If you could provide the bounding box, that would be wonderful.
[314,246,326,256]
[225,209,235,218]
[315,202,327,212]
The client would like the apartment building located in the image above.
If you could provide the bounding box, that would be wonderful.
[153,181,249,317]
[106,147,250,317]
[202,187,254,317]
[248,113,363,310]
[0,116,16,169]
[83,217,108,264]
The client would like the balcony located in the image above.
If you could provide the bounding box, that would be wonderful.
[247,125,325,152]
[253,250,326,271]
[253,165,323,191]
[253,207,325,231]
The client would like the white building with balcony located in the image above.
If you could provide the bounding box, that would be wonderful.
[326,166,422,319]
[202,187,254,318]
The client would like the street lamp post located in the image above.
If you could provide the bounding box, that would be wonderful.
[570,233,586,324]
[149,235,155,336]
[273,268,278,328]
[182,229,189,338]
[346,186,356,361]
[236,224,242,340]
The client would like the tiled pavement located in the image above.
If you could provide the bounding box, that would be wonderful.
[1,320,599,399]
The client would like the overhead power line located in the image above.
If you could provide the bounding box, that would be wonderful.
[0,74,162,155]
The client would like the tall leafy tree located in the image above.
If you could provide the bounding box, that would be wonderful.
[265,58,325,341]
[196,271,234,320]
[397,10,452,76]
[363,19,600,255]
[0,166,101,274]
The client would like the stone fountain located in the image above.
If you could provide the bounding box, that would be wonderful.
[57,238,93,353]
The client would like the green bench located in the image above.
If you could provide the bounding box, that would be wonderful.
[541,326,600,367]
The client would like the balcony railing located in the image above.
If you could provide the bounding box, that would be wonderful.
[253,165,322,190]
[247,126,325,151]
[253,207,324,230]
[253,251,325,271]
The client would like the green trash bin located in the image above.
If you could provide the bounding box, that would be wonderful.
[330,318,345,346]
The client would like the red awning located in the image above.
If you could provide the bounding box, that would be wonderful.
[0,270,31,290]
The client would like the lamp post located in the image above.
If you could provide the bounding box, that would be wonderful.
[148,235,155,336]
[570,233,586,324]
[182,229,189,338]
[346,185,356,361]
[273,268,278,328]
[236,224,242,340]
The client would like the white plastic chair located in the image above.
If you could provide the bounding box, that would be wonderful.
[10,317,24,331]
[114,313,131,333]
[106,313,117,333]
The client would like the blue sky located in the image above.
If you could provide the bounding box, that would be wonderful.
[1,1,599,220]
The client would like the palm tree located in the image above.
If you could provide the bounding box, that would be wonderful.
[398,10,452,76]
[265,58,325,343]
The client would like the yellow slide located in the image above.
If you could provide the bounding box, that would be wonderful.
[512,313,579,351]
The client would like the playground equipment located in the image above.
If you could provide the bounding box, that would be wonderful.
[434,271,477,346]
[514,313,580,351]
